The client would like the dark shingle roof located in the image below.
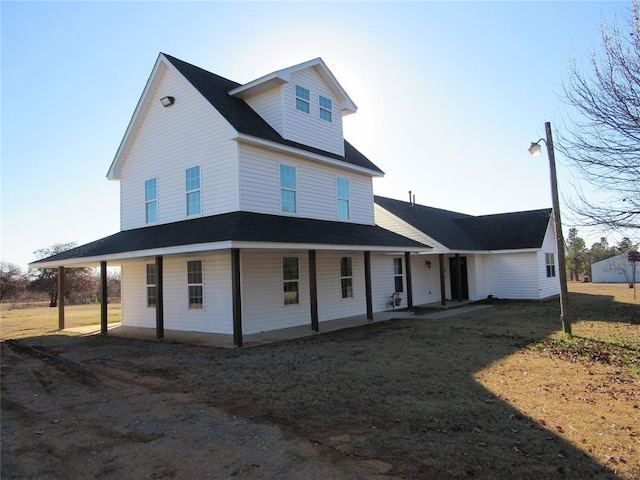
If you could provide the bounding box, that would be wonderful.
[375,196,551,251]
[162,54,383,174]
[35,211,429,264]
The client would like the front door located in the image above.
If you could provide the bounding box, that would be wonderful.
[449,256,469,301]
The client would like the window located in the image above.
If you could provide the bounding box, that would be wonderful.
[283,257,299,305]
[187,260,203,309]
[545,253,556,278]
[145,178,158,224]
[280,165,297,213]
[319,95,332,122]
[340,257,353,299]
[295,85,310,113]
[337,177,349,220]
[394,258,404,293]
[146,264,156,307]
[185,166,201,216]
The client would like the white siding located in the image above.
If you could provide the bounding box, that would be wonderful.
[281,68,345,156]
[484,253,540,300]
[119,64,239,231]
[238,144,375,224]
[242,85,284,136]
[467,255,485,301]
[407,255,442,306]
[120,253,234,334]
[370,254,406,311]
[316,252,367,321]
[591,253,640,283]
[538,223,561,299]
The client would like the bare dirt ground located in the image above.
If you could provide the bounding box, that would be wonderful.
[2,284,638,479]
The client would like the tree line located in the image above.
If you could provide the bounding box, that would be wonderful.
[566,229,635,281]
[0,243,121,306]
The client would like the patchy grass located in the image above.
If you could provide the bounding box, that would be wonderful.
[0,303,121,340]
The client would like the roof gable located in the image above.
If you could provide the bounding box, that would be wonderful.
[375,195,552,251]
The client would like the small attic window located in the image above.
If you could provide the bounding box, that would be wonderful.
[295,85,310,114]
[319,95,332,122]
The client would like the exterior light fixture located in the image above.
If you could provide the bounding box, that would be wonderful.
[529,121,571,336]
[425,260,432,269]
[160,96,175,107]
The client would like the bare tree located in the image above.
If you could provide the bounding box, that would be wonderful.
[0,261,28,301]
[559,1,640,233]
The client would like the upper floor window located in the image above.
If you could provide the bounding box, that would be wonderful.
[340,256,353,299]
[186,166,201,216]
[295,85,310,114]
[145,178,158,224]
[280,164,297,213]
[337,177,349,220]
[187,260,203,309]
[283,257,299,305]
[146,264,156,307]
[394,258,404,293]
[545,253,556,278]
[319,95,332,122]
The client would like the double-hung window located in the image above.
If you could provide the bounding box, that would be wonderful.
[283,257,299,305]
[394,258,404,293]
[145,178,158,224]
[186,166,201,216]
[280,165,297,213]
[340,257,353,299]
[295,85,310,114]
[337,177,349,220]
[545,253,556,278]
[187,260,203,309]
[146,264,156,307]
[319,95,332,122]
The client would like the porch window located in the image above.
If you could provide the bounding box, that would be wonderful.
[146,264,156,307]
[187,260,203,309]
[295,85,310,114]
[280,165,297,213]
[145,178,158,224]
[283,257,299,305]
[319,95,332,122]
[186,166,201,216]
[545,253,556,278]
[393,258,404,293]
[337,177,349,220]
[340,256,353,298]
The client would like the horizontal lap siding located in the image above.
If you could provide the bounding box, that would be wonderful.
[243,86,284,136]
[120,262,156,328]
[316,252,366,321]
[283,69,344,156]
[241,251,310,335]
[371,254,406,311]
[120,65,238,231]
[484,253,539,300]
[238,144,375,224]
[409,256,442,305]
[538,224,560,299]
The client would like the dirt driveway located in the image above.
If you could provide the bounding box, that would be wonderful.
[2,299,637,479]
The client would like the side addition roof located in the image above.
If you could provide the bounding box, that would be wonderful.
[374,196,552,251]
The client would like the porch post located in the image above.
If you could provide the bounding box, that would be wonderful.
[404,252,413,309]
[231,249,243,348]
[455,253,463,302]
[439,254,446,306]
[308,250,319,332]
[100,261,108,335]
[364,251,373,321]
[57,266,65,330]
[155,256,164,340]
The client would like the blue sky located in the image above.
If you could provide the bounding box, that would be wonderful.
[1,0,630,270]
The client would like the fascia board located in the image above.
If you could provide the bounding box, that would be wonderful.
[228,73,287,98]
[235,133,383,177]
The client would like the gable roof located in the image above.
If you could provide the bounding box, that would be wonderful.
[31,211,430,268]
[107,54,382,180]
[375,195,552,251]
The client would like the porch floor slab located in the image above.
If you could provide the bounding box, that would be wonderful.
[63,304,492,348]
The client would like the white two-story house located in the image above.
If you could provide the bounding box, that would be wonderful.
[32,53,431,346]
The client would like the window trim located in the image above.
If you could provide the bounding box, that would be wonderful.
[319,95,332,122]
[187,260,204,309]
[393,258,404,293]
[340,256,353,299]
[280,164,297,214]
[146,263,156,307]
[295,85,310,114]
[283,256,299,305]
[545,252,556,278]
[145,178,158,224]
[185,166,201,217]
[336,177,349,220]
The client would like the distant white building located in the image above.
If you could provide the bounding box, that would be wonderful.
[591,253,640,283]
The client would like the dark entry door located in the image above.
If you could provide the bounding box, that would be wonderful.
[449,256,469,301]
